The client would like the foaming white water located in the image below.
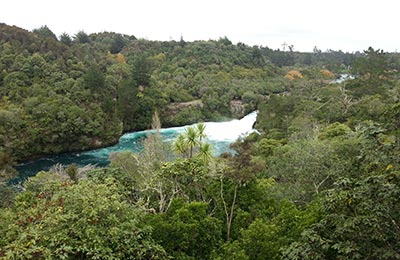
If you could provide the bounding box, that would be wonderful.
[83,112,259,159]
[16,111,259,181]
[156,111,258,142]
[204,111,258,141]
[331,74,355,84]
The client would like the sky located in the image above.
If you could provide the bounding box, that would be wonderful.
[1,0,399,52]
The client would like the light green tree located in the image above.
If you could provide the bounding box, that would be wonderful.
[172,123,210,159]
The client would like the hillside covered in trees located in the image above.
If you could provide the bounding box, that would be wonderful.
[0,24,357,166]
[1,23,400,259]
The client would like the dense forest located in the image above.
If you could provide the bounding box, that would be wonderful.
[1,23,400,259]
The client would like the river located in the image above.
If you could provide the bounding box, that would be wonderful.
[331,74,354,84]
[15,111,258,182]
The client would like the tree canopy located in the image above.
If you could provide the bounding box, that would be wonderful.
[1,22,400,260]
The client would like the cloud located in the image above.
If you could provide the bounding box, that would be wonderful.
[1,0,399,52]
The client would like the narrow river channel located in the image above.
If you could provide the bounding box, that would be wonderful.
[15,111,258,182]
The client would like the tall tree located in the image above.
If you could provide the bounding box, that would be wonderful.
[173,123,209,159]
[59,32,72,45]
[74,30,90,43]
[117,79,139,130]
[32,25,57,40]
[83,66,105,91]
[352,47,389,79]
[109,34,125,54]
[132,55,151,87]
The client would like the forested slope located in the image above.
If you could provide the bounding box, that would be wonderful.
[0,23,354,172]
[1,23,400,260]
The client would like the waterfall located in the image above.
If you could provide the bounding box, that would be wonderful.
[204,111,258,141]
[15,111,259,181]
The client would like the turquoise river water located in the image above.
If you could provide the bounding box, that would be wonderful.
[15,111,258,182]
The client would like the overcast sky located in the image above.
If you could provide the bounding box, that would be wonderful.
[1,0,399,52]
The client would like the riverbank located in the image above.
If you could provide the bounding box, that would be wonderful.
[14,111,258,182]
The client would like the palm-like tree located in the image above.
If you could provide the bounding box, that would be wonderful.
[172,134,188,157]
[197,143,213,164]
[185,126,201,158]
[172,123,211,159]
[196,123,206,142]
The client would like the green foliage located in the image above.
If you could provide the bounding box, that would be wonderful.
[256,137,284,157]
[212,241,249,260]
[74,30,90,43]
[65,163,79,183]
[267,137,355,203]
[172,107,205,126]
[146,200,222,260]
[59,32,72,46]
[83,66,105,90]
[172,124,207,158]
[0,151,17,182]
[1,177,168,259]
[2,23,400,260]
[32,25,57,40]
[385,102,400,131]
[283,171,400,260]
[162,157,210,201]
[257,95,296,138]
[109,34,125,54]
[0,184,16,208]
[131,55,151,87]
[238,200,319,259]
[0,150,18,208]
[23,170,64,193]
[109,114,175,212]
[117,79,139,130]
[352,47,389,79]
[0,22,355,167]
[348,47,392,98]
[319,122,351,139]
